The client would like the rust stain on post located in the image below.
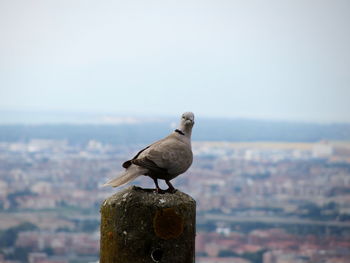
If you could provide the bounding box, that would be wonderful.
[153,208,184,240]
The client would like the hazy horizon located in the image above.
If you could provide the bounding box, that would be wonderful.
[1,109,350,125]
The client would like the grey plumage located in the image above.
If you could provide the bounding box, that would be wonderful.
[103,112,195,193]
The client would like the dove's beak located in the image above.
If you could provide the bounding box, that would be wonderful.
[185,119,194,126]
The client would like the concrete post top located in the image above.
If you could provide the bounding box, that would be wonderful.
[102,186,196,208]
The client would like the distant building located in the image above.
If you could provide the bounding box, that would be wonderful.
[197,257,250,263]
[28,252,47,263]
[263,250,309,263]
[31,182,52,195]
[216,227,231,236]
[312,141,333,158]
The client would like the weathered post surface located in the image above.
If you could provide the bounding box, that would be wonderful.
[100,186,196,263]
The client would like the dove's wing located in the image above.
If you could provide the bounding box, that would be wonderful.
[136,134,193,176]
[132,157,168,174]
[122,145,151,168]
[121,135,167,169]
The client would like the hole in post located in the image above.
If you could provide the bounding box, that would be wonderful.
[151,248,163,262]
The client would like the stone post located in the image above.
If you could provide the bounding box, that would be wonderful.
[100,186,196,263]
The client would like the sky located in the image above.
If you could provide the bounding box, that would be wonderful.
[0,0,349,123]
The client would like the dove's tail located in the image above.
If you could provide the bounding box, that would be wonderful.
[103,165,148,187]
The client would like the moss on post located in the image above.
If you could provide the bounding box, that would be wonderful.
[100,186,196,263]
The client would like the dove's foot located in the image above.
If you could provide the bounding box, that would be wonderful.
[165,187,177,193]
[154,187,166,194]
[152,178,177,194]
[165,180,176,193]
[153,187,176,194]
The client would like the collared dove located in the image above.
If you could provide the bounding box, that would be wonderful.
[103,112,195,193]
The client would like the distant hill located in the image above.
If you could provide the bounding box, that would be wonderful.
[0,119,349,144]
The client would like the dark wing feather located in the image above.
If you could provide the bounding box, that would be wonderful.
[132,157,168,175]
[122,145,151,168]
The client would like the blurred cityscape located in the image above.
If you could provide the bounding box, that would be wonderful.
[1,124,350,263]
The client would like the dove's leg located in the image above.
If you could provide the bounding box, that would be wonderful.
[165,180,176,193]
[151,177,165,194]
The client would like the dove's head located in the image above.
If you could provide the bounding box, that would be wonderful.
[177,112,194,137]
[181,112,195,127]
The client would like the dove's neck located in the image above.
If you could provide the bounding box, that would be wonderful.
[178,124,192,139]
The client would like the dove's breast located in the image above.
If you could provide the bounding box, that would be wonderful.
[163,143,193,177]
